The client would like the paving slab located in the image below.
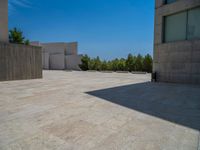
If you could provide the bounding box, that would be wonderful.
[0,71,199,150]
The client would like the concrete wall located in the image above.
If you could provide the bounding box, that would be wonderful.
[65,42,78,55]
[41,42,77,55]
[42,43,65,54]
[65,55,82,70]
[154,0,200,84]
[30,41,41,47]
[0,42,42,81]
[0,0,8,42]
[49,53,65,70]
[42,52,49,69]
[30,42,80,70]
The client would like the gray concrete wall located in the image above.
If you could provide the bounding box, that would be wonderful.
[65,55,82,70]
[0,42,42,81]
[42,43,65,55]
[31,42,80,70]
[30,41,41,47]
[0,0,8,42]
[65,42,78,55]
[49,53,65,70]
[42,52,49,69]
[154,0,200,84]
[41,42,78,55]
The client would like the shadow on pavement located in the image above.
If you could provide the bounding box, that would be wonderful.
[86,82,200,131]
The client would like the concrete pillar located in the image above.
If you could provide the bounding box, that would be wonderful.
[0,0,8,42]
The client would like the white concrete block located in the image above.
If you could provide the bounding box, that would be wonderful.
[65,55,82,70]
[50,53,65,70]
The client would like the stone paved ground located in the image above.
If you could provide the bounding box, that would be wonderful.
[0,71,200,150]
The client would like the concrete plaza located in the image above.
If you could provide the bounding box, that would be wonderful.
[0,71,199,150]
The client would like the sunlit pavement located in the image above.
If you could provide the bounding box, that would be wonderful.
[0,71,199,150]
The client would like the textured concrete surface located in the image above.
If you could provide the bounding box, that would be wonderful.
[43,52,50,69]
[49,53,65,70]
[0,0,8,42]
[0,42,42,81]
[0,71,199,150]
[154,0,200,84]
[65,55,82,70]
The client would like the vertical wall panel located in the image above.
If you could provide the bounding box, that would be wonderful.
[0,42,42,81]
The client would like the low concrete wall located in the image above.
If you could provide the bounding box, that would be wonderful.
[0,42,42,81]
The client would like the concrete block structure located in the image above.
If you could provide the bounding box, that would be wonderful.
[0,42,42,81]
[65,55,82,70]
[43,52,50,69]
[50,53,65,70]
[0,0,8,42]
[154,0,200,84]
[31,42,82,70]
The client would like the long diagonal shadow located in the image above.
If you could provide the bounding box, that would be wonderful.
[86,82,200,131]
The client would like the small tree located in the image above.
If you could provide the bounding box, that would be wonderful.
[24,40,30,45]
[9,27,30,45]
[135,54,143,71]
[101,60,108,71]
[126,54,136,72]
[111,59,119,71]
[143,54,153,73]
[94,56,101,71]
[88,58,96,70]
[106,61,113,71]
[118,58,126,71]
[79,55,90,71]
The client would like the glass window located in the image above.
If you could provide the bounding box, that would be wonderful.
[164,12,187,42]
[165,0,176,4]
[187,7,200,40]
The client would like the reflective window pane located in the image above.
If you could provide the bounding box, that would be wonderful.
[187,7,200,40]
[164,12,187,42]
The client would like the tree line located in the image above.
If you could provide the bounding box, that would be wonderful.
[79,54,153,73]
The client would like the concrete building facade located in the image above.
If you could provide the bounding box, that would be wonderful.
[154,0,200,84]
[31,42,82,70]
[0,0,8,42]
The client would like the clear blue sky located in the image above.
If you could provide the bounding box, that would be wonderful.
[9,0,155,60]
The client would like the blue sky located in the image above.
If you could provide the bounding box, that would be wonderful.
[9,0,155,60]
